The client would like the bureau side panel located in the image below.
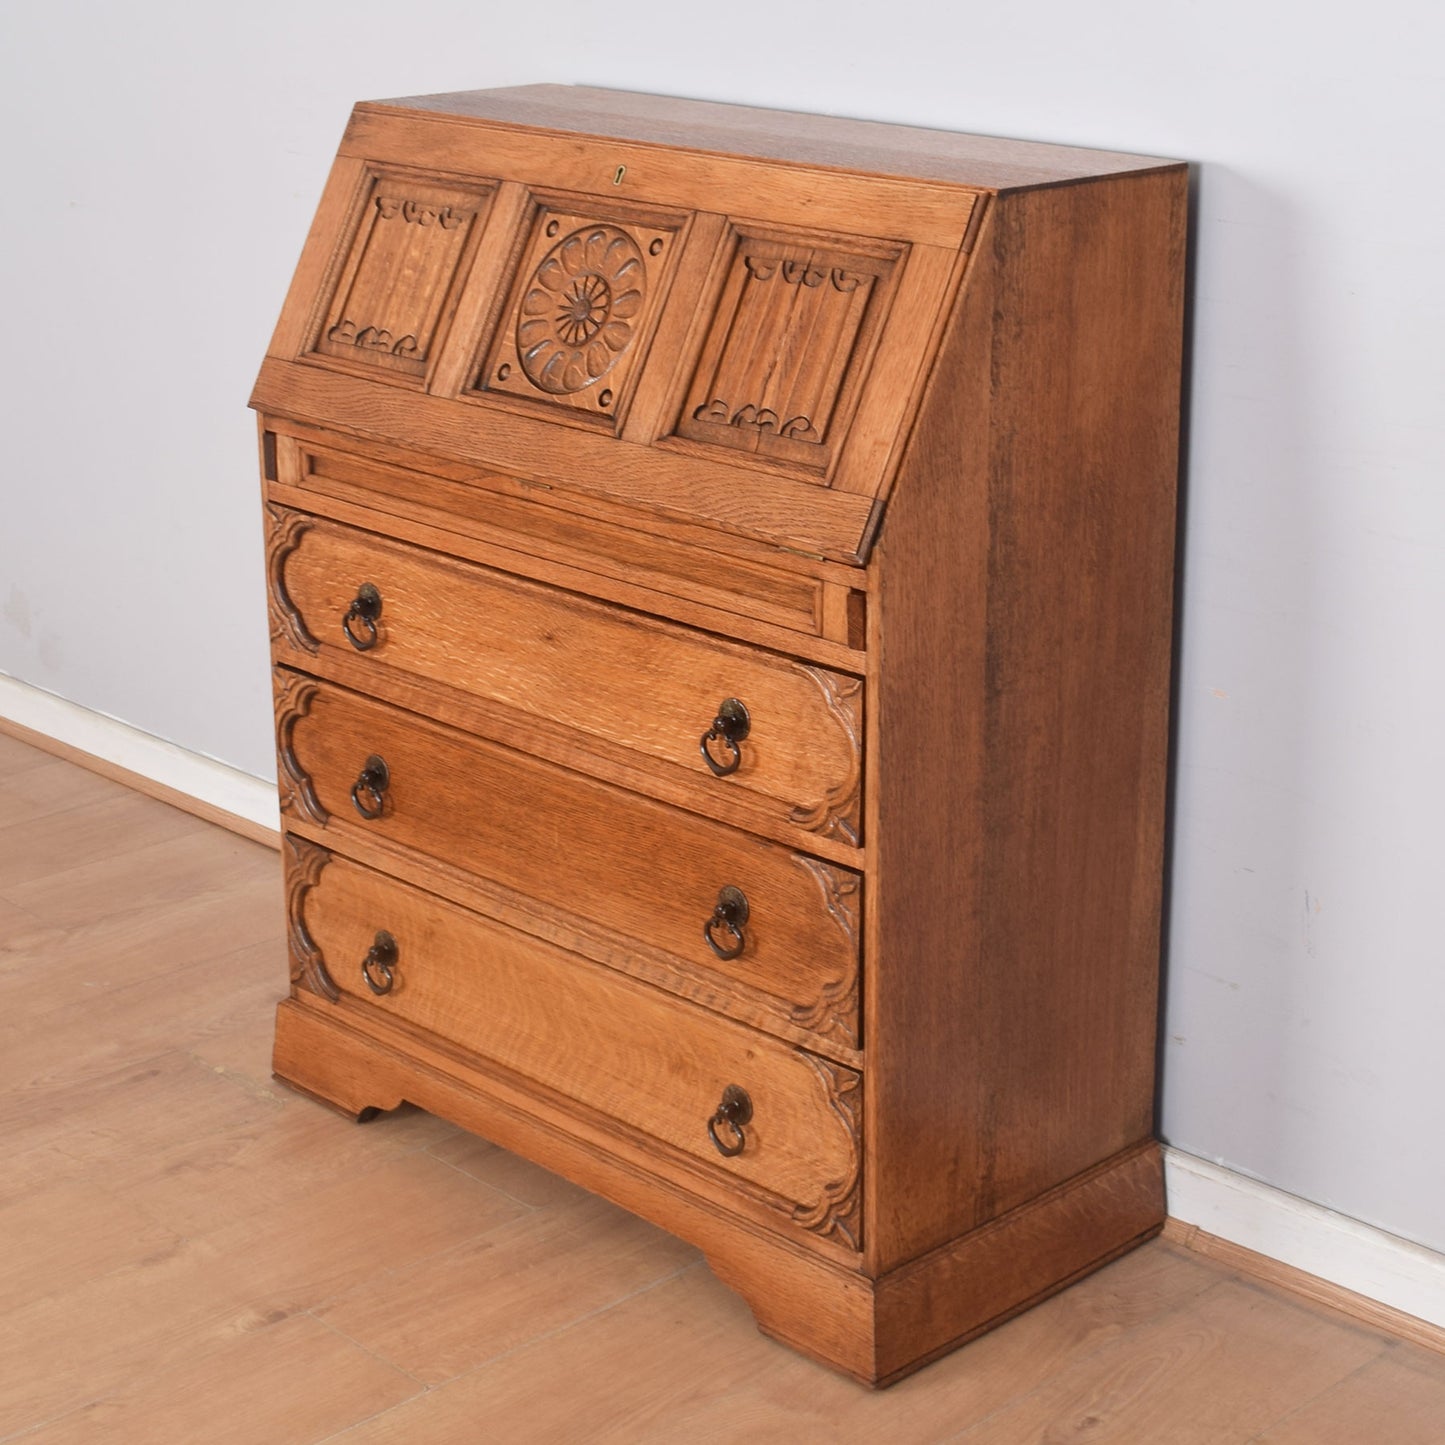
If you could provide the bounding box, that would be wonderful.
[868,169,1186,1270]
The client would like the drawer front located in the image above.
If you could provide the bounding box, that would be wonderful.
[290,841,862,1251]
[271,510,862,848]
[278,673,861,1050]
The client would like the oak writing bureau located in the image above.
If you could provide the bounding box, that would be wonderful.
[252,83,1185,1385]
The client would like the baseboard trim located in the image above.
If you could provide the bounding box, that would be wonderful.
[0,673,279,849]
[1164,1146,1445,1352]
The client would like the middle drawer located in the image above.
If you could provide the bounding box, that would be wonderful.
[278,671,861,1053]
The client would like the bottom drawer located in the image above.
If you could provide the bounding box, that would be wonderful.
[288,839,862,1252]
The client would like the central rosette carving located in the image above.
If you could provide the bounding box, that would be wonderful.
[557,274,612,345]
[517,225,645,395]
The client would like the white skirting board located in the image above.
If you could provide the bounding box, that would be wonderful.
[3,673,1442,1332]
[0,672,278,835]
[1164,1146,1445,1329]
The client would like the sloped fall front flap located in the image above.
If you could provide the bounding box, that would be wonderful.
[251,89,983,563]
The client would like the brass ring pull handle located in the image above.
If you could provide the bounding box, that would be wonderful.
[360,930,398,995]
[350,754,390,820]
[707,1085,753,1157]
[703,885,749,960]
[699,698,750,776]
[342,583,383,651]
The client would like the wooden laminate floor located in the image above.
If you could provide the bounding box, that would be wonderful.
[2,729,1443,1443]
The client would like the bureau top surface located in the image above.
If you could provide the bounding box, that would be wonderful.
[375,84,1178,193]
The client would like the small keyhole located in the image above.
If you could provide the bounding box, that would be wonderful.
[613,165,626,186]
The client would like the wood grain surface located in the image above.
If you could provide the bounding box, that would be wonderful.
[280,674,861,1051]
[253,355,880,561]
[386,83,1179,191]
[342,106,980,249]
[863,167,1186,1272]
[269,508,864,845]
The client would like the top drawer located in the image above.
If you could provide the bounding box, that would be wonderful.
[270,509,863,849]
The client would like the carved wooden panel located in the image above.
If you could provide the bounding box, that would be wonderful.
[789,857,861,1050]
[790,1053,862,1250]
[311,170,495,379]
[284,836,338,1001]
[789,666,863,846]
[265,504,318,655]
[472,196,684,429]
[791,855,855,1051]
[273,672,328,825]
[674,225,900,478]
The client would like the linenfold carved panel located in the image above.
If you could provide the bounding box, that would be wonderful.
[674,224,901,478]
[473,196,684,428]
[311,169,495,380]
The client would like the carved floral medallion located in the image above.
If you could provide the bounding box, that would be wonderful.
[517,225,647,394]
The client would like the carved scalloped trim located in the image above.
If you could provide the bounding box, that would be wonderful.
[274,674,328,825]
[285,835,338,1001]
[265,504,319,655]
[788,667,863,847]
[690,398,820,441]
[791,1053,863,1251]
[788,856,861,1049]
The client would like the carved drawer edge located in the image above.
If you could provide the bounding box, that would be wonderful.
[265,503,319,654]
[788,855,861,1050]
[274,673,328,825]
[285,835,339,1001]
[790,1053,863,1251]
[787,666,863,847]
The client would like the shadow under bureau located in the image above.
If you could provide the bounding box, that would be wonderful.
[251,83,1185,1386]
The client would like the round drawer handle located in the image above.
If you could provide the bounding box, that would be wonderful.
[699,698,750,777]
[703,885,749,960]
[360,930,398,995]
[350,754,390,820]
[707,1084,753,1157]
[342,583,383,651]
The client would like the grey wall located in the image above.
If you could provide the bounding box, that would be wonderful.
[3,3,1441,1251]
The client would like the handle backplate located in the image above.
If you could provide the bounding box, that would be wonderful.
[361,929,398,995]
[707,1084,753,1157]
[700,698,750,777]
[350,754,390,820]
[343,582,383,651]
[703,884,750,960]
